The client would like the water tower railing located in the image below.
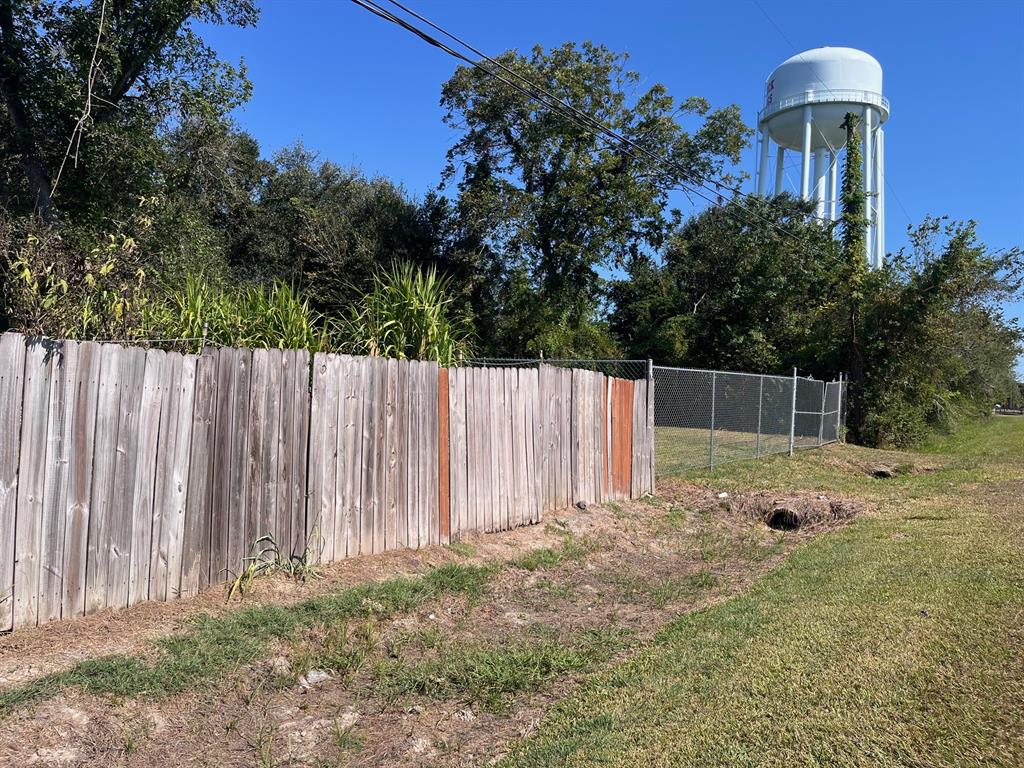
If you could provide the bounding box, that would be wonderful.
[758,89,889,123]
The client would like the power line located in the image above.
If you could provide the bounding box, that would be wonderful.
[350,0,805,239]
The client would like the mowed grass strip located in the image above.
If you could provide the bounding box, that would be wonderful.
[502,418,1024,767]
[0,562,497,717]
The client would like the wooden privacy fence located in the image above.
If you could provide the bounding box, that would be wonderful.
[0,334,653,632]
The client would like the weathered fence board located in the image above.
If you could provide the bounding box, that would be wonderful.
[107,345,146,610]
[63,342,99,619]
[182,348,217,596]
[340,355,361,558]
[209,348,234,582]
[438,368,450,543]
[84,344,122,616]
[38,341,73,625]
[288,350,310,558]
[0,334,25,631]
[14,338,56,628]
[225,349,252,578]
[245,348,269,563]
[149,351,182,603]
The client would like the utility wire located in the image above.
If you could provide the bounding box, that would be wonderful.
[383,0,798,219]
[350,0,805,239]
[362,0,725,208]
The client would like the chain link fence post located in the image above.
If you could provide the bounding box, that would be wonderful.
[837,372,844,442]
[709,370,717,468]
[646,359,655,492]
[789,367,797,456]
[755,374,764,459]
[818,379,826,447]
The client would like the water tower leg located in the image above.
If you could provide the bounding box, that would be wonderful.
[800,104,813,199]
[876,127,885,268]
[757,125,770,196]
[863,107,875,266]
[774,145,786,195]
[828,150,838,220]
[813,148,827,219]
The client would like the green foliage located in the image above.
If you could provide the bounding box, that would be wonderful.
[839,112,868,287]
[441,41,749,356]
[854,218,1023,446]
[0,0,257,224]
[610,194,841,372]
[2,199,156,340]
[145,273,335,352]
[341,261,473,365]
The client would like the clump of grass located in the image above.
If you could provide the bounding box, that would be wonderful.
[376,629,625,712]
[515,533,600,572]
[515,547,564,571]
[422,562,496,599]
[0,563,497,718]
[646,572,719,608]
[333,721,362,753]
[447,541,477,558]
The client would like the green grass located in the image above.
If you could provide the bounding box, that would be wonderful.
[514,532,599,572]
[446,541,477,558]
[0,563,497,717]
[375,628,628,713]
[501,418,1024,767]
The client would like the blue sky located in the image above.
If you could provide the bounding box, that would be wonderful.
[200,0,1024,376]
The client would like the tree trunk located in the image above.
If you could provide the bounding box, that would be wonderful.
[0,0,58,224]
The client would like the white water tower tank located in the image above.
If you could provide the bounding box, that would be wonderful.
[753,47,889,269]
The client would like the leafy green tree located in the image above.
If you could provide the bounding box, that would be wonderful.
[0,0,257,226]
[610,194,842,372]
[856,218,1023,444]
[440,41,748,356]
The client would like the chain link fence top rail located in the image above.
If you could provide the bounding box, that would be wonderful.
[653,366,846,479]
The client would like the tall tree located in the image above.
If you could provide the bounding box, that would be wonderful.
[440,41,749,356]
[610,194,842,372]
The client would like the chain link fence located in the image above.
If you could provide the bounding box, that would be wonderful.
[654,366,846,477]
[467,358,846,480]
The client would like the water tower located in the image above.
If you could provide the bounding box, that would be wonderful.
[753,47,889,269]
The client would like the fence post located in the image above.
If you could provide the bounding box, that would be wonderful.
[789,367,797,456]
[837,372,844,442]
[818,380,826,447]
[755,375,763,458]
[646,359,654,494]
[708,371,716,468]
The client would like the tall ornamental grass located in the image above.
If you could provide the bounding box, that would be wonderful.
[146,275,334,352]
[342,262,472,366]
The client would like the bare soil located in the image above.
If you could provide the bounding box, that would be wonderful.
[0,482,863,768]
